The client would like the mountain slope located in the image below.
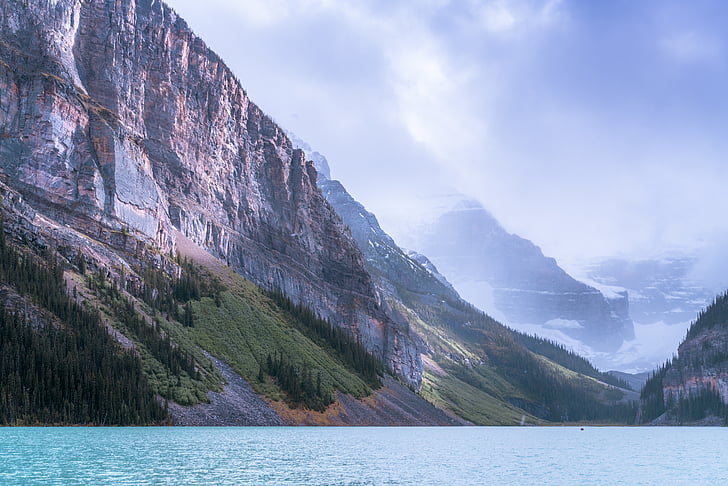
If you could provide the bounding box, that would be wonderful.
[0,0,420,385]
[317,172,635,424]
[0,178,459,426]
[1,0,635,426]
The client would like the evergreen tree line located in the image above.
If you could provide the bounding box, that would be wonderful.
[0,225,166,425]
[266,288,384,388]
[641,361,728,424]
[453,313,637,423]
[88,270,200,383]
[640,360,728,424]
[442,296,634,391]
[686,290,728,340]
[494,339,636,422]
[640,292,728,423]
[639,360,671,422]
[132,257,224,324]
[515,332,633,390]
[263,351,333,412]
[667,385,727,423]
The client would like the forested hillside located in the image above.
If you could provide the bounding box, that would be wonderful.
[640,292,728,425]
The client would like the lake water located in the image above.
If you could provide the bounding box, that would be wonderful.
[0,427,725,485]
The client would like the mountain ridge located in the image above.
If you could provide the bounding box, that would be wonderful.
[0,0,422,385]
[406,198,635,354]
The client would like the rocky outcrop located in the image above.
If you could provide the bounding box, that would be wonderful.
[663,328,728,404]
[411,199,634,351]
[639,292,728,424]
[0,0,420,385]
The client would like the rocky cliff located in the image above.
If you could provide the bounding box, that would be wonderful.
[410,200,634,352]
[640,291,728,424]
[0,0,420,384]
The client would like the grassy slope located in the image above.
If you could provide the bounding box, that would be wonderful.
[173,236,374,405]
[66,228,628,424]
[65,231,376,413]
[386,284,631,425]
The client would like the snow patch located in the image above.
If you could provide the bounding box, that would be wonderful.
[544,318,584,330]
[578,277,627,300]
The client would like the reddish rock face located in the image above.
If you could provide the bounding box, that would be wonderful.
[663,329,728,404]
[0,0,422,386]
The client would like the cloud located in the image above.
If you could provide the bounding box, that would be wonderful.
[660,31,722,64]
[477,0,517,33]
[166,0,728,271]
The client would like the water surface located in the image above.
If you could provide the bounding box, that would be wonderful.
[0,427,724,485]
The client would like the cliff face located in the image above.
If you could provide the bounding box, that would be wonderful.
[640,292,728,424]
[662,320,728,406]
[0,0,419,384]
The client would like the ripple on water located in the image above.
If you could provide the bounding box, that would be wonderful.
[0,427,726,485]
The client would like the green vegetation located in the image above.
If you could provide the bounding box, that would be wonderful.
[639,360,670,422]
[668,386,727,423]
[131,250,380,410]
[686,290,728,340]
[421,362,536,425]
[515,332,632,390]
[183,279,375,406]
[264,351,332,412]
[0,226,165,425]
[453,311,637,423]
[387,287,637,424]
[266,288,384,388]
[87,269,218,406]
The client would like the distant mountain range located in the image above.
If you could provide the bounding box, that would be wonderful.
[404,198,635,353]
[582,256,714,327]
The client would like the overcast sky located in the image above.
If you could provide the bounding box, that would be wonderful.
[165,0,728,270]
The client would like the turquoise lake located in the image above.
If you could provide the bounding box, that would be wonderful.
[0,426,725,485]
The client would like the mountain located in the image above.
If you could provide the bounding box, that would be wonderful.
[311,152,635,424]
[0,0,635,426]
[577,256,716,372]
[640,291,728,425]
[0,0,422,385]
[407,200,635,352]
[582,256,714,327]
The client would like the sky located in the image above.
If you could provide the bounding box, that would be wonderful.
[165,0,728,271]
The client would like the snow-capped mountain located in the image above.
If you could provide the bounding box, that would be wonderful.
[406,199,635,354]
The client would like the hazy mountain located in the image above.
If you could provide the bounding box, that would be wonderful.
[304,141,636,423]
[407,199,635,352]
[574,256,717,372]
[582,256,714,327]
